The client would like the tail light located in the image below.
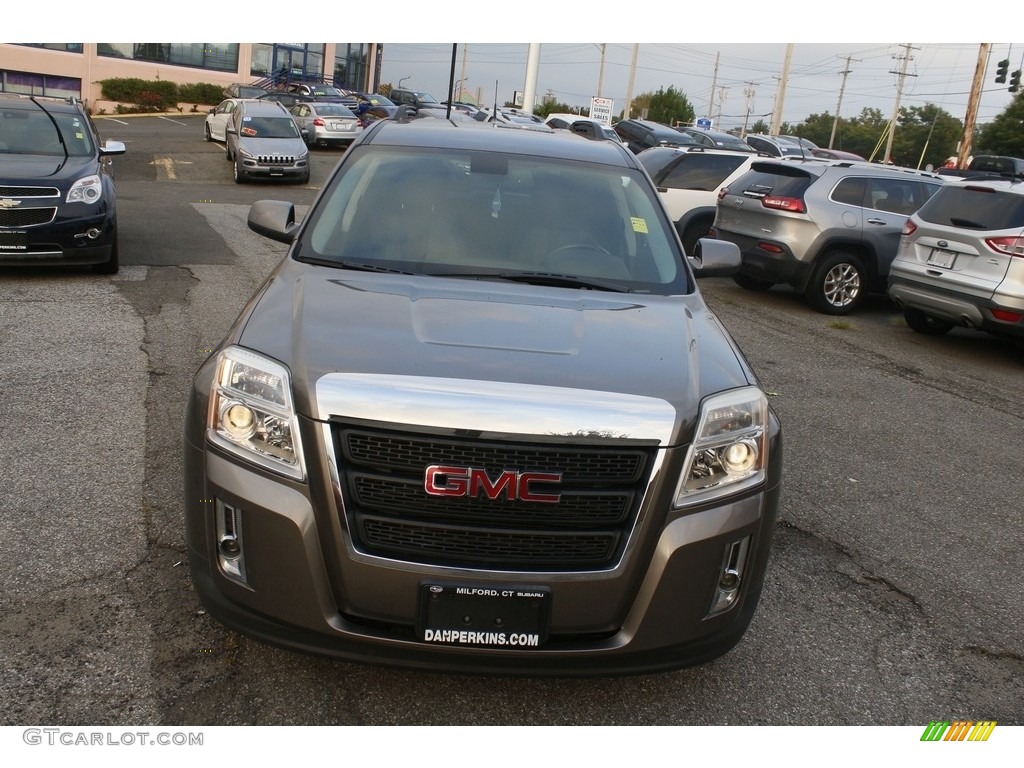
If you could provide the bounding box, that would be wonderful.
[313,118,325,126]
[761,195,806,213]
[984,236,1024,258]
[902,219,918,236]
[717,187,730,201]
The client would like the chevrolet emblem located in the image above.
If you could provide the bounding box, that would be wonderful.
[0,199,22,209]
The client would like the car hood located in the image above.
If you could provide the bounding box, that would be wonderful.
[234,263,754,446]
[0,154,94,183]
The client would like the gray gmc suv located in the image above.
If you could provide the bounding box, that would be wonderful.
[713,159,944,314]
[184,118,783,675]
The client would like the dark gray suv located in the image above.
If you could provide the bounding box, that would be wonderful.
[225,100,309,184]
[184,119,782,675]
[713,159,944,314]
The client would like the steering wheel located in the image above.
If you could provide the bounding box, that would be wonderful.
[542,243,629,280]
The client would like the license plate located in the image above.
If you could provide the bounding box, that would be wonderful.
[927,248,957,269]
[0,230,28,251]
[418,584,550,648]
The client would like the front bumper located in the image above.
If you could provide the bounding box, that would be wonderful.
[0,208,115,267]
[184,374,783,676]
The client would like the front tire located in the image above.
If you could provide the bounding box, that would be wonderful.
[680,219,712,257]
[233,159,245,184]
[204,123,212,142]
[903,307,954,336]
[805,251,866,314]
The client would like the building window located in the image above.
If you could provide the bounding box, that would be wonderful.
[17,43,84,54]
[0,70,82,99]
[97,43,239,72]
[334,44,368,90]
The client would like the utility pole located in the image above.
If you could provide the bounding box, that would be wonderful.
[883,43,918,165]
[715,86,728,127]
[597,44,606,98]
[829,54,860,149]
[708,51,720,119]
[958,43,990,168]
[769,43,794,136]
[624,43,640,119]
[741,83,756,137]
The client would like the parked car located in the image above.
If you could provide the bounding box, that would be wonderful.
[778,135,818,151]
[388,88,443,110]
[257,90,316,109]
[744,134,807,158]
[934,154,1024,181]
[224,99,310,184]
[614,119,698,154]
[0,93,125,274]
[639,146,763,256]
[544,113,625,145]
[677,127,756,153]
[289,102,361,148]
[286,83,357,106]
[205,97,249,142]
[223,83,268,100]
[888,179,1024,341]
[713,159,944,314]
[183,118,782,675]
[811,148,867,162]
[350,92,399,122]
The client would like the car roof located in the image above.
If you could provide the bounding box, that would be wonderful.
[361,119,639,167]
[0,93,84,114]
[239,100,291,115]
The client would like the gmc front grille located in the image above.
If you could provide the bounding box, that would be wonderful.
[0,186,59,198]
[332,424,654,571]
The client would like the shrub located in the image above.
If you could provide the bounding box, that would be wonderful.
[99,78,178,110]
[178,82,225,105]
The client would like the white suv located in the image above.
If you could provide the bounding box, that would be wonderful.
[638,146,763,255]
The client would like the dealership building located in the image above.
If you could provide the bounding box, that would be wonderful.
[0,43,381,108]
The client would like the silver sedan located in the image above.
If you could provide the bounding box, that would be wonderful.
[289,102,362,148]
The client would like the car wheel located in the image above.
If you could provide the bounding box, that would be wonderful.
[92,227,119,275]
[732,272,774,291]
[903,307,954,336]
[680,219,712,257]
[233,159,245,184]
[205,123,212,142]
[226,142,233,162]
[805,251,866,315]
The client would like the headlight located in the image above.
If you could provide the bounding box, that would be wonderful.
[66,174,102,204]
[206,346,305,480]
[238,148,255,159]
[674,386,768,507]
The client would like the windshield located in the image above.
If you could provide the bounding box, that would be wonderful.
[0,108,95,156]
[301,146,688,293]
[238,116,300,139]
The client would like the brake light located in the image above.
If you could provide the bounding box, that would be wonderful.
[991,308,1023,323]
[718,187,730,201]
[762,195,806,213]
[313,118,325,126]
[983,236,1024,258]
[902,219,917,236]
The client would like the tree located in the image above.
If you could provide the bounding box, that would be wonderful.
[627,86,694,125]
[748,119,770,135]
[975,92,1024,157]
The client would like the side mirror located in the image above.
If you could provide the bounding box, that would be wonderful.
[687,238,741,277]
[248,200,301,244]
[99,140,126,157]
[226,126,237,135]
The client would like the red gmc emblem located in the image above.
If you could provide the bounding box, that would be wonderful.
[424,465,562,503]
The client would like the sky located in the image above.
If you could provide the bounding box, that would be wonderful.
[376,42,1023,130]
[23,1,1024,131]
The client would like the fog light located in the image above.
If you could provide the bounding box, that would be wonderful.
[709,536,751,616]
[86,227,102,240]
[215,500,246,583]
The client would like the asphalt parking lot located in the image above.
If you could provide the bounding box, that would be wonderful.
[0,113,1021,729]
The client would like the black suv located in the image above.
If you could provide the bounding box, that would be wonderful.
[614,119,697,154]
[0,94,125,273]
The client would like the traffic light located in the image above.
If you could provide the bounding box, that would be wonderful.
[1011,70,1022,93]
[996,59,1010,83]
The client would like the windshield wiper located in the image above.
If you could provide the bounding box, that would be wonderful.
[300,257,415,275]
[432,270,631,292]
